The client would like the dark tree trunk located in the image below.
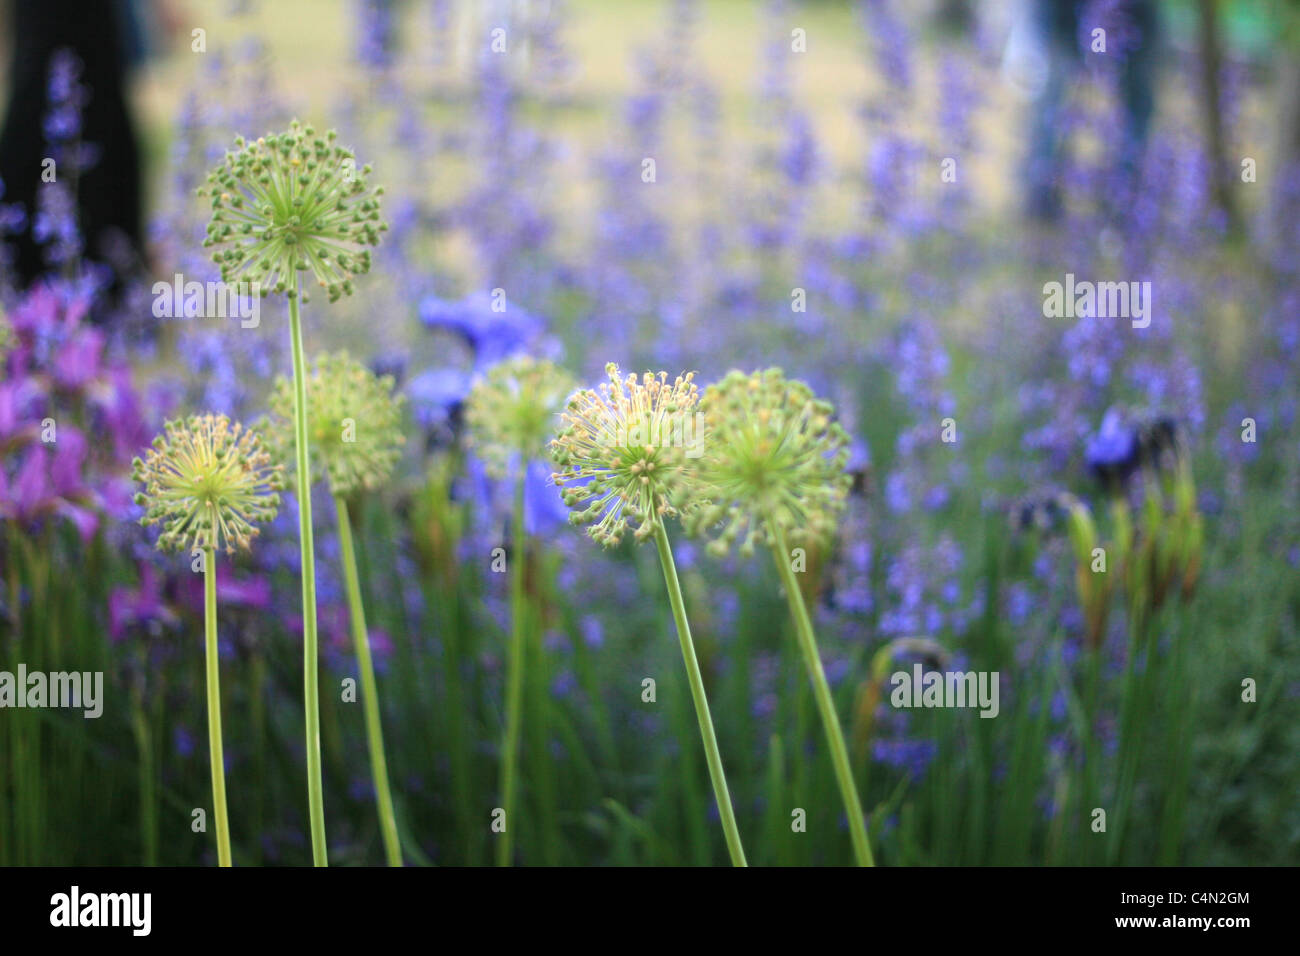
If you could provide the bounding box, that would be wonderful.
[1196,0,1240,232]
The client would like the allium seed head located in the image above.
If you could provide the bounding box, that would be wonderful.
[685,368,850,557]
[200,120,387,303]
[467,356,577,480]
[550,362,702,547]
[267,352,407,496]
[133,414,283,555]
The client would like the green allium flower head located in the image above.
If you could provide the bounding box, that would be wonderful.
[686,368,850,557]
[551,363,702,547]
[200,120,386,303]
[133,414,283,554]
[267,351,407,496]
[466,356,577,480]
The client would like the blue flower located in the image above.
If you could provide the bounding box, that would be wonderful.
[522,458,568,536]
[418,292,544,368]
[406,366,471,439]
[1084,407,1140,486]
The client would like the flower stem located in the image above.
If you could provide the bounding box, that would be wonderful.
[498,471,528,866]
[335,494,402,866]
[203,545,232,867]
[770,524,874,866]
[130,690,158,866]
[653,521,748,867]
[288,284,328,866]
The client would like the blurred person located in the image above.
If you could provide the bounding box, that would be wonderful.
[0,0,163,292]
[1013,0,1160,222]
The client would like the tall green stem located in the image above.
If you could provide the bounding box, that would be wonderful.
[770,524,874,866]
[653,521,748,867]
[288,285,328,866]
[130,691,158,866]
[498,472,528,866]
[203,545,232,867]
[335,494,402,866]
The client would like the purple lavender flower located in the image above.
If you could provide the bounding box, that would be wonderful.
[355,0,398,70]
[0,280,146,542]
[109,564,180,643]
